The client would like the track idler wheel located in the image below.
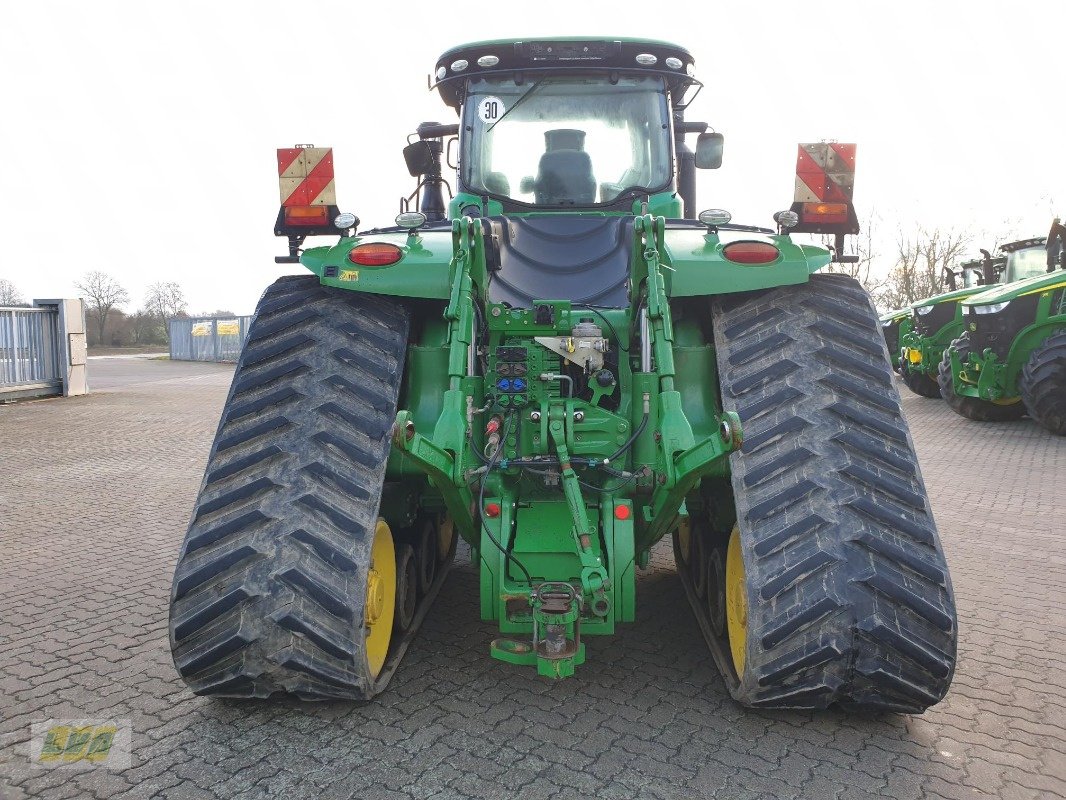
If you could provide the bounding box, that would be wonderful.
[394,544,417,634]
[690,527,708,599]
[705,545,727,639]
[365,520,398,678]
[724,526,747,677]
[416,517,438,595]
[436,514,456,564]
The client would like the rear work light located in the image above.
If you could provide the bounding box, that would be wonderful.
[283,206,330,226]
[722,242,780,265]
[799,202,849,225]
[348,243,403,266]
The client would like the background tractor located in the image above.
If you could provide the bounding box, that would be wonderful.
[897,252,1003,398]
[168,37,957,712]
[939,221,1066,432]
[880,307,913,372]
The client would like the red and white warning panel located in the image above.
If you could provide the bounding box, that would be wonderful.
[789,142,859,235]
[277,146,336,207]
[274,145,341,241]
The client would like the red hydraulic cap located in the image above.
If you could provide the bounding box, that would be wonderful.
[614,504,631,520]
[485,503,501,518]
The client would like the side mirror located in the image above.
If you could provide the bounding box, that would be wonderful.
[403,141,437,177]
[695,132,724,169]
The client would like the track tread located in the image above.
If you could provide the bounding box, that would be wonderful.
[168,276,410,700]
[712,272,957,712]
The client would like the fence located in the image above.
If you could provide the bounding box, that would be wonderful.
[1,306,62,396]
[169,316,252,362]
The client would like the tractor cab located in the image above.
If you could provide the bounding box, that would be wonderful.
[427,38,722,220]
[1000,237,1050,283]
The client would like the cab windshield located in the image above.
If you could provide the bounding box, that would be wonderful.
[461,75,672,207]
[1004,246,1047,282]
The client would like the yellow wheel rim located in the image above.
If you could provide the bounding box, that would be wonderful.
[437,515,455,562]
[677,517,691,564]
[365,518,396,679]
[992,396,1021,406]
[725,525,747,677]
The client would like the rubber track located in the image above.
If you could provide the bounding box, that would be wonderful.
[1020,328,1066,434]
[937,334,1025,422]
[710,274,957,712]
[169,275,427,700]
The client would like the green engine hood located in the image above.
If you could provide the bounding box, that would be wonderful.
[961,269,1066,307]
[911,284,1000,309]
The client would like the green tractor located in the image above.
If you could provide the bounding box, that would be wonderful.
[880,307,913,372]
[939,221,1066,431]
[897,253,1003,398]
[168,38,957,712]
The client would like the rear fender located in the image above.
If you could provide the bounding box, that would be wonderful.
[300,230,455,299]
[663,228,829,296]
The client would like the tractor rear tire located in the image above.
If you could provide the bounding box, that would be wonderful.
[168,275,416,700]
[710,273,957,712]
[900,364,942,398]
[937,334,1025,422]
[1020,329,1066,435]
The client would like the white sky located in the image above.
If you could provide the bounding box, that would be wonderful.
[1,1,1063,314]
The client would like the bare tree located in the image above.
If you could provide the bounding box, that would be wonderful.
[874,225,971,310]
[76,271,130,346]
[144,281,188,340]
[0,278,25,306]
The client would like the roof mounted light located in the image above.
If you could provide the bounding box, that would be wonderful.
[699,209,732,227]
[477,54,499,67]
[665,57,683,70]
[395,211,427,229]
[450,59,468,72]
[435,66,447,81]
[773,210,799,229]
[635,53,658,66]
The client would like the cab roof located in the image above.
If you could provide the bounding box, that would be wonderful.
[432,37,698,110]
[999,237,1046,253]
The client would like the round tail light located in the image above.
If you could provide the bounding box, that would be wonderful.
[722,242,780,265]
[348,243,403,266]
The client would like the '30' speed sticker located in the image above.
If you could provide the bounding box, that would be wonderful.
[478,97,505,123]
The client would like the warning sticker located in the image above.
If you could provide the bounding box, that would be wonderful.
[477,97,505,124]
[339,270,359,282]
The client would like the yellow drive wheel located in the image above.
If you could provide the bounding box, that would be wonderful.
[725,525,748,676]
[365,518,397,678]
[437,514,455,563]
[676,517,692,564]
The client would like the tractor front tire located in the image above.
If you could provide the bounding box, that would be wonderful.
[1020,329,1066,435]
[937,335,1025,422]
[169,275,414,700]
[900,364,942,398]
[710,273,957,712]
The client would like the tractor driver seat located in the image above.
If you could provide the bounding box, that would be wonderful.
[534,129,596,206]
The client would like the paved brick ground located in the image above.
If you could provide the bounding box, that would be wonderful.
[1,358,1063,800]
